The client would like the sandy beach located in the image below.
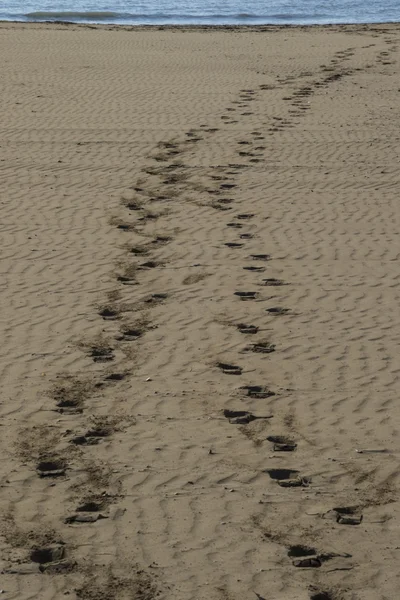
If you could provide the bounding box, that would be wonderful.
[0,20,399,600]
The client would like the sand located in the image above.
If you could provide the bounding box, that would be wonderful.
[0,19,399,600]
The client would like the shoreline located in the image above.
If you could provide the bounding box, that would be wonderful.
[1,20,400,31]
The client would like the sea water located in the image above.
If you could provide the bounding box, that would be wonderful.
[1,0,399,26]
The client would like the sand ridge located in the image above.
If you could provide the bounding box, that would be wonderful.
[0,21,399,600]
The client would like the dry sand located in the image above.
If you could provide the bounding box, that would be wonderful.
[0,20,399,600]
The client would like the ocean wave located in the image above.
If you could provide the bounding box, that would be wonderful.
[25,11,121,20]
[23,10,296,23]
[16,7,399,25]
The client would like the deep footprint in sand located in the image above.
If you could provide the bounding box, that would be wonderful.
[262,278,286,286]
[217,362,243,375]
[234,291,258,300]
[243,341,276,354]
[65,513,106,524]
[104,372,127,382]
[249,254,271,261]
[266,307,290,315]
[144,293,168,304]
[138,260,164,270]
[99,307,119,320]
[236,213,254,220]
[116,328,143,342]
[237,323,259,334]
[90,346,114,363]
[71,425,111,446]
[267,435,297,451]
[227,222,243,229]
[243,265,265,272]
[130,245,150,256]
[223,409,272,424]
[241,385,275,398]
[225,242,244,248]
[266,468,310,487]
[117,275,137,286]
[37,458,67,478]
[333,506,363,525]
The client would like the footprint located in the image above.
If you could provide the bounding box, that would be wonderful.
[30,546,65,565]
[224,410,257,424]
[267,435,297,451]
[333,507,363,525]
[266,307,290,315]
[144,293,168,304]
[29,545,74,573]
[65,513,106,524]
[309,592,334,600]
[71,434,99,446]
[117,275,137,285]
[243,341,275,354]
[225,242,244,248]
[241,385,275,398]
[130,245,150,256]
[262,278,286,286]
[55,397,83,413]
[243,266,265,272]
[288,545,317,558]
[266,468,299,481]
[76,498,110,512]
[151,235,171,245]
[240,233,254,240]
[138,212,160,223]
[116,328,143,342]
[293,558,322,568]
[279,477,310,488]
[236,213,254,220]
[237,323,259,334]
[37,458,66,478]
[220,184,236,190]
[138,260,164,270]
[217,362,243,375]
[98,307,119,320]
[249,254,271,261]
[266,468,310,487]
[234,291,258,300]
[104,372,127,382]
[71,425,111,446]
[218,198,235,205]
[223,409,272,424]
[37,560,74,574]
[226,222,243,229]
[211,202,233,211]
[293,551,351,569]
[90,346,114,363]
[124,201,143,211]
[116,223,134,232]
